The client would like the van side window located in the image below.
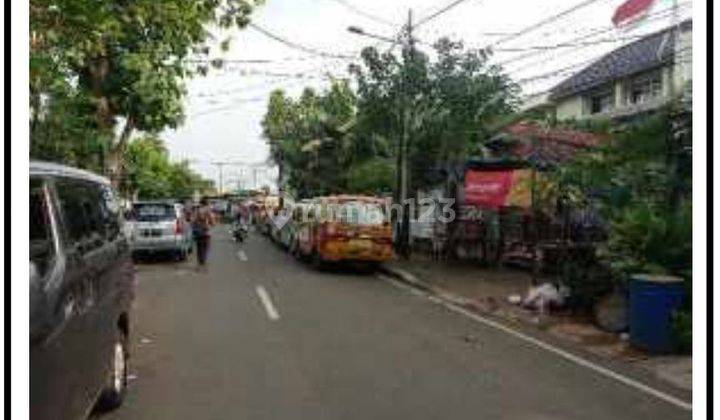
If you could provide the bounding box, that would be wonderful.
[30,178,55,277]
[55,179,104,250]
[99,185,121,240]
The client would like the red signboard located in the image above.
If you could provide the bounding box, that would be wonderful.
[464,170,514,208]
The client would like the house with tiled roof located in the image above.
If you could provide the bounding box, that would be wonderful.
[524,19,692,121]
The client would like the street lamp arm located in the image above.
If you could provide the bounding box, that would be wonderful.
[346,26,398,44]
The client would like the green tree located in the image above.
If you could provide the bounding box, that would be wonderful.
[346,157,395,195]
[30,0,262,184]
[551,103,692,279]
[349,38,519,194]
[262,81,359,198]
[262,38,518,199]
[121,135,213,200]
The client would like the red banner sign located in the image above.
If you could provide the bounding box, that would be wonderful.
[464,170,515,208]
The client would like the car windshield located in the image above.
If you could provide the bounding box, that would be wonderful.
[131,204,176,222]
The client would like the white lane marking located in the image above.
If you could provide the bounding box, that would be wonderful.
[379,274,692,411]
[255,285,280,321]
[237,250,248,261]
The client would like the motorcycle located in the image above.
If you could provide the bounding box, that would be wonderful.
[231,221,249,243]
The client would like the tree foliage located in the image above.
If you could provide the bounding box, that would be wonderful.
[262,81,360,198]
[30,0,262,185]
[120,135,213,200]
[262,38,518,198]
[550,103,692,279]
[350,38,519,192]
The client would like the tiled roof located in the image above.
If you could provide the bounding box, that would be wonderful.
[492,121,608,166]
[550,19,691,100]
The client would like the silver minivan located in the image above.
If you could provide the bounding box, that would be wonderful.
[30,161,135,419]
[126,201,193,260]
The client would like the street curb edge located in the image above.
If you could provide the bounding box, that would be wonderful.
[378,265,433,292]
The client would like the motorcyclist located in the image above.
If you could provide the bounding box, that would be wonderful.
[232,205,249,242]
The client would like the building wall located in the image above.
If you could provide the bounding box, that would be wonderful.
[674,24,692,93]
[551,24,692,121]
[555,96,584,120]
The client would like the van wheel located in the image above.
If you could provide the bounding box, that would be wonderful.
[96,330,128,411]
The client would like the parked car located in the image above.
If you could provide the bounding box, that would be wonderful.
[269,199,301,249]
[286,200,313,254]
[30,161,135,420]
[126,200,193,260]
[295,195,393,268]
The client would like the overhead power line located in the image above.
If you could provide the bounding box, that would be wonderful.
[191,72,346,105]
[495,35,648,52]
[328,0,398,28]
[186,52,366,65]
[415,0,478,29]
[490,0,604,47]
[512,45,691,89]
[248,23,357,60]
[494,3,691,67]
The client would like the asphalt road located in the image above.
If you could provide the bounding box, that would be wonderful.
[98,226,690,420]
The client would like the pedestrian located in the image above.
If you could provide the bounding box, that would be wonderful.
[191,198,214,271]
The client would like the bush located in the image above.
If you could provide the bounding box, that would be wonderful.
[671,310,692,354]
[561,257,614,313]
[601,200,692,279]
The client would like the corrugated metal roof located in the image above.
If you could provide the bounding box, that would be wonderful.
[550,19,691,100]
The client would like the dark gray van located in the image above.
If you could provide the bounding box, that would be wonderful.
[30,161,135,420]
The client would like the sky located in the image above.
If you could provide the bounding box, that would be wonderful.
[162,0,691,191]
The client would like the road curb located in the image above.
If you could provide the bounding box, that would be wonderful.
[378,265,433,292]
[379,265,474,307]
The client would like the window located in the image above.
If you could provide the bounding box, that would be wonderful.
[338,202,385,226]
[55,179,104,249]
[588,89,614,114]
[30,178,55,277]
[627,70,662,105]
[131,203,176,222]
[99,185,121,240]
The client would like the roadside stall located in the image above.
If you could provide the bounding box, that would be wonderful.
[449,121,607,271]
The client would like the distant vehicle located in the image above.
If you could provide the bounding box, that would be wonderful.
[257,195,280,236]
[231,221,249,243]
[269,198,298,248]
[285,200,313,253]
[295,195,393,268]
[126,201,193,260]
[208,198,231,221]
[30,161,135,420]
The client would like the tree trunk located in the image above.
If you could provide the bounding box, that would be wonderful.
[107,117,135,189]
[30,88,41,147]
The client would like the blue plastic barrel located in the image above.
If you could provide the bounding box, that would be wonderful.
[628,274,686,353]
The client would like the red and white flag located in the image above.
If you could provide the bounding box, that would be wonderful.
[612,0,656,27]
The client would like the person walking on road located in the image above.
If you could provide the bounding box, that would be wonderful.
[191,198,214,271]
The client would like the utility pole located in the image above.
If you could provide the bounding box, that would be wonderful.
[278,153,285,208]
[666,0,683,212]
[211,162,225,195]
[347,11,416,258]
[187,159,268,195]
[398,9,414,258]
[253,168,259,189]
